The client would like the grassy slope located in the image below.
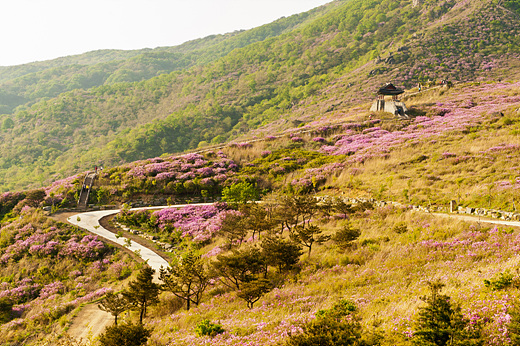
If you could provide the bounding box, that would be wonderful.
[0,3,334,113]
[124,82,520,345]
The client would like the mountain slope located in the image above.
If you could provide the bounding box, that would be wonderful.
[0,0,519,192]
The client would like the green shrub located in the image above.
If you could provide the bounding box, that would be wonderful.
[195,319,225,337]
[484,270,519,290]
[284,299,381,345]
[392,222,408,234]
[98,323,152,346]
[333,224,361,250]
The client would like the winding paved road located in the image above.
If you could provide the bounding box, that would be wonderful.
[67,204,212,274]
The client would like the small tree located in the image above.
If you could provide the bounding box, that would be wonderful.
[274,195,319,233]
[290,225,330,257]
[122,266,160,324]
[218,210,248,247]
[160,250,210,311]
[98,292,130,326]
[221,181,259,206]
[332,197,354,219]
[240,203,275,239]
[237,278,272,309]
[98,323,151,346]
[333,224,361,250]
[413,281,482,346]
[212,247,265,290]
[261,235,302,273]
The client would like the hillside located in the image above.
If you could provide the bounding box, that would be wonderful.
[0,0,519,193]
[1,78,520,345]
[0,2,520,340]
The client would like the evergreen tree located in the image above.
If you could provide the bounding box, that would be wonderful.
[240,203,275,239]
[261,235,302,273]
[98,292,130,326]
[212,247,265,290]
[160,250,210,311]
[122,266,160,324]
[218,210,248,247]
[290,224,330,257]
[237,278,272,309]
[413,281,482,346]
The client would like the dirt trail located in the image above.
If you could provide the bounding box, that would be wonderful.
[67,304,112,342]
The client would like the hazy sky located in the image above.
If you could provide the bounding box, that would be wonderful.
[0,0,331,67]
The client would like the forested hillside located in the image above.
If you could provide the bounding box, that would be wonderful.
[0,5,331,113]
[0,0,519,193]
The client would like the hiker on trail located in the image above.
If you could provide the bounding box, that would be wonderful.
[418,83,422,92]
[95,165,98,173]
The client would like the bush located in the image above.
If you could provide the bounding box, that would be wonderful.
[333,224,361,250]
[221,181,260,205]
[284,299,380,346]
[483,270,519,291]
[195,319,225,337]
[98,323,152,346]
[392,222,408,234]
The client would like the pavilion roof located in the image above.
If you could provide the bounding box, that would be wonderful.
[377,83,404,95]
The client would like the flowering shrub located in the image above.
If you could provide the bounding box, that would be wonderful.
[152,204,228,242]
[100,152,239,199]
[0,210,130,344]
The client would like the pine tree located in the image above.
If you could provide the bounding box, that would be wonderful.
[98,292,130,326]
[261,235,302,273]
[212,247,265,290]
[237,278,272,309]
[159,250,209,311]
[290,224,330,257]
[413,281,482,346]
[122,266,160,324]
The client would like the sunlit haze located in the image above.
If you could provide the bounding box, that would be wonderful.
[0,0,331,66]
